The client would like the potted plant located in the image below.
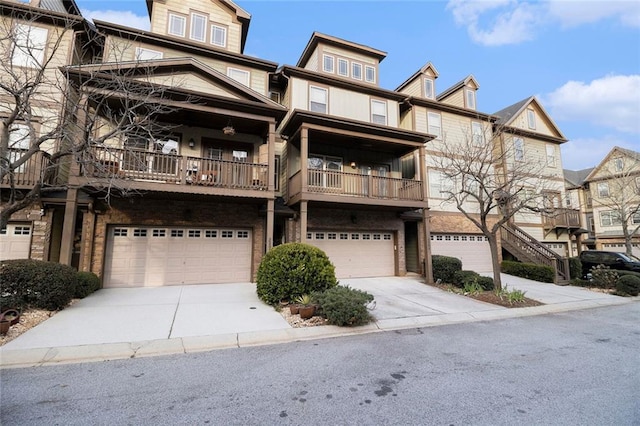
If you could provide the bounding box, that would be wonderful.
[295,294,316,319]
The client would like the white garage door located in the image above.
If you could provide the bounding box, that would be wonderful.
[104,226,252,287]
[0,223,32,260]
[308,230,395,278]
[430,234,492,273]
[602,243,640,260]
[544,242,568,257]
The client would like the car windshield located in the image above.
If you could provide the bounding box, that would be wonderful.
[617,253,633,262]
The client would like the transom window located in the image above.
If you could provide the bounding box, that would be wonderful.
[352,62,362,80]
[371,99,387,125]
[323,54,334,73]
[12,24,48,68]
[168,14,186,37]
[227,68,250,87]
[465,88,476,110]
[527,109,536,129]
[365,65,375,83]
[189,13,207,42]
[211,24,227,47]
[427,112,442,139]
[424,78,435,99]
[337,58,348,76]
[514,137,525,162]
[309,86,328,113]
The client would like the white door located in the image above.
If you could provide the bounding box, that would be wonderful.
[308,230,395,278]
[0,223,32,260]
[103,226,252,287]
[430,234,493,273]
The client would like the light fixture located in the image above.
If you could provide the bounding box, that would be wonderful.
[350,161,357,169]
[188,137,195,148]
[223,119,235,136]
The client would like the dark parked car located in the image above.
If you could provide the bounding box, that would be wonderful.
[579,250,640,277]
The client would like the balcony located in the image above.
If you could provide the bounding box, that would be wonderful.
[288,169,424,207]
[73,146,270,197]
[542,208,581,237]
[1,150,52,189]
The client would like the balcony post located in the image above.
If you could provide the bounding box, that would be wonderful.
[300,127,308,194]
[266,198,274,251]
[59,188,78,266]
[300,200,308,243]
[418,146,427,202]
[267,121,276,191]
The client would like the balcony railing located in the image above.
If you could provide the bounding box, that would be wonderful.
[542,208,581,229]
[1,150,52,188]
[289,169,424,202]
[78,146,268,191]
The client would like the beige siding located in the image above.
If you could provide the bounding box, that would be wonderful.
[290,77,309,110]
[399,78,422,98]
[510,105,557,137]
[413,106,428,134]
[322,45,377,66]
[440,90,464,108]
[136,73,240,98]
[304,49,319,72]
[329,87,369,121]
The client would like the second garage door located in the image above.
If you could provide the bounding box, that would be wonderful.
[430,234,493,273]
[103,226,252,287]
[308,230,395,278]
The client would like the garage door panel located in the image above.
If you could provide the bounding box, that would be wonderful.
[0,224,32,260]
[431,234,492,273]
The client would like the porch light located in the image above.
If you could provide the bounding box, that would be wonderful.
[223,119,235,136]
[350,161,357,169]
[188,137,196,148]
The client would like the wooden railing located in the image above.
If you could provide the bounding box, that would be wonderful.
[78,146,268,191]
[542,208,581,229]
[289,169,423,201]
[500,224,570,283]
[1,150,52,188]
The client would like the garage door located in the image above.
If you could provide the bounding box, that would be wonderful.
[0,223,31,260]
[602,243,640,259]
[104,226,252,287]
[308,231,395,278]
[430,234,492,273]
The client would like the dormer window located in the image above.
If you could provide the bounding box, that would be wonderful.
[211,24,227,47]
[323,55,334,73]
[168,13,186,37]
[365,66,375,83]
[190,13,207,42]
[424,78,434,100]
[337,58,348,77]
[527,108,536,129]
[465,88,476,110]
[352,62,362,80]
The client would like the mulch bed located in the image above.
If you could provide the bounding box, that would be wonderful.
[430,283,544,308]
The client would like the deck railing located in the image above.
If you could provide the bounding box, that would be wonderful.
[542,208,581,229]
[1,150,52,188]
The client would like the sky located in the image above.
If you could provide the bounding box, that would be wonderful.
[76,0,640,171]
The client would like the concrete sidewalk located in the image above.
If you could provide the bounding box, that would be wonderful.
[0,274,634,368]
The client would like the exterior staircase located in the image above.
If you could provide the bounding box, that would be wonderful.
[500,224,570,284]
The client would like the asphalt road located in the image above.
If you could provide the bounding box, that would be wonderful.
[2,303,639,425]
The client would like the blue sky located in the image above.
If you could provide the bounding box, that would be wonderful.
[77,0,640,171]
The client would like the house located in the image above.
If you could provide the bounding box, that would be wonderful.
[2,0,580,287]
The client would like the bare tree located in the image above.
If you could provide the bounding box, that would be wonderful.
[429,122,561,290]
[1,9,184,229]
[590,150,640,258]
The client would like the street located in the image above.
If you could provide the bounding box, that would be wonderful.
[2,303,639,425]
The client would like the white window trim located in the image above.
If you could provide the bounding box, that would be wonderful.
[471,121,483,145]
[632,211,640,224]
[371,99,387,125]
[309,85,328,114]
[527,109,536,129]
[424,78,434,100]
[365,65,376,83]
[514,137,525,162]
[211,24,227,47]
[13,24,48,68]
[135,47,163,60]
[427,112,442,139]
[600,211,621,227]
[546,144,556,167]
[322,54,335,73]
[168,13,186,37]
[337,58,348,77]
[352,62,363,80]
[465,88,476,110]
[613,157,624,171]
[189,12,207,42]
[597,182,610,198]
[227,67,250,86]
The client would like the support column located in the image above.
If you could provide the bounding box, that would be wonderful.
[422,208,433,284]
[300,127,309,193]
[267,121,276,191]
[300,201,308,243]
[266,199,274,251]
[80,209,96,272]
[59,188,78,266]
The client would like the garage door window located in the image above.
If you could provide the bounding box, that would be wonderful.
[133,229,147,237]
[171,230,184,237]
[205,230,217,238]
[153,229,166,237]
[114,228,128,237]
[14,226,31,235]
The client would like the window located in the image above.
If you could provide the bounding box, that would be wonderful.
[190,13,207,42]
[465,88,476,110]
[565,193,572,207]
[424,78,434,99]
[337,58,348,76]
[527,109,536,129]
[352,62,362,80]
[471,122,483,145]
[13,24,47,68]
[429,170,452,197]
[371,100,387,125]
[600,211,622,226]
[309,86,328,113]
[614,157,624,171]
[269,91,281,103]
[546,144,556,167]
[308,155,342,188]
[636,177,640,194]
[211,24,226,47]
[135,47,163,60]
[514,137,525,162]
[365,65,375,83]
[633,211,640,224]
[323,54,334,73]
[227,68,250,86]
[8,123,30,172]
[597,182,610,197]
[427,112,441,139]
[168,14,186,37]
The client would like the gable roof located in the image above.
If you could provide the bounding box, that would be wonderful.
[564,168,595,188]
[297,32,387,68]
[436,75,479,101]
[395,62,439,92]
[493,96,568,142]
[584,146,640,182]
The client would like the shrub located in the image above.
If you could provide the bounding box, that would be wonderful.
[501,260,554,283]
[453,270,480,288]
[615,275,640,296]
[432,255,462,284]
[313,286,374,326]
[589,265,619,289]
[616,270,640,279]
[476,275,495,291]
[568,257,582,279]
[0,259,78,310]
[74,271,101,298]
[256,243,338,305]
[495,285,527,304]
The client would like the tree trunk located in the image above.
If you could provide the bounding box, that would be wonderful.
[487,233,502,291]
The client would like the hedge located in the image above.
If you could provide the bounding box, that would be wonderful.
[501,260,555,283]
[313,286,374,326]
[432,255,462,284]
[568,257,582,280]
[615,275,640,296]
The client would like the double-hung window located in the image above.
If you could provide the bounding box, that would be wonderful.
[211,24,226,47]
[371,100,387,125]
[323,55,334,73]
[309,86,328,113]
[546,144,556,167]
[168,14,186,37]
[600,211,621,226]
[597,182,610,197]
[427,112,441,139]
[190,13,207,42]
[471,122,483,145]
[428,170,452,198]
[12,24,47,68]
[365,65,375,83]
[514,137,525,162]
[424,78,434,99]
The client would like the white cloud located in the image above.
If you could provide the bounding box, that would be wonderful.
[544,74,640,134]
[561,135,640,170]
[546,0,640,28]
[81,9,150,31]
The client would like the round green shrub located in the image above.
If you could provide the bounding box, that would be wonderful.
[313,286,374,326]
[1,259,77,310]
[432,255,462,284]
[256,243,338,305]
[75,271,101,298]
[615,275,640,296]
[477,275,495,291]
[452,270,480,289]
